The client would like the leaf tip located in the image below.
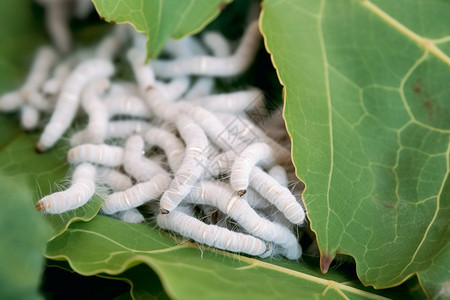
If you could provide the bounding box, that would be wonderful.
[320,252,335,274]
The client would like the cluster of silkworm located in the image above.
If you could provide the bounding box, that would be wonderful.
[0,16,306,259]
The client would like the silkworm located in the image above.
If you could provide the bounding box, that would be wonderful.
[36,163,96,213]
[127,48,155,93]
[95,24,129,60]
[42,56,77,96]
[36,58,115,152]
[96,167,133,192]
[230,143,276,195]
[20,104,40,131]
[36,0,72,54]
[159,116,209,214]
[70,120,153,146]
[224,116,292,165]
[104,94,151,118]
[190,88,264,114]
[0,91,22,112]
[190,106,254,152]
[163,36,206,58]
[81,78,110,144]
[145,87,190,122]
[157,207,271,257]
[152,21,261,78]
[123,135,166,182]
[0,46,57,113]
[102,172,171,214]
[153,77,191,102]
[21,46,58,96]
[202,31,231,57]
[250,167,305,225]
[183,77,215,100]
[117,208,145,224]
[143,127,185,172]
[67,144,124,167]
[186,181,302,259]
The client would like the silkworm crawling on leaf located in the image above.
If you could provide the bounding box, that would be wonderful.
[80,78,110,144]
[250,167,305,225]
[159,116,209,214]
[67,144,124,167]
[36,58,115,152]
[102,172,171,214]
[152,21,261,78]
[157,207,272,258]
[186,181,302,259]
[36,163,96,213]
[123,135,166,182]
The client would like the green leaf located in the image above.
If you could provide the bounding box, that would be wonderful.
[0,172,51,299]
[260,0,450,297]
[92,0,232,59]
[46,215,423,299]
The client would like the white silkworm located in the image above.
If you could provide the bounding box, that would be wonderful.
[153,77,191,102]
[250,167,305,225]
[159,116,209,214]
[123,135,166,182]
[268,165,288,187]
[190,88,264,114]
[37,0,72,54]
[152,21,261,78]
[163,36,206,58]
[104,94,151,118]
[143,127,185,172]
[81,78,110,144]
[102,172,171,214]
[67,144,124,167]
[190,106,251,152]
[21,46,58,99]
[145,87,190,122]
[225,116,292,166]
[70,120,153,146]
[157,207,271,257]
[183,77,215,100]
[202,31,231,57]
[230,143,276,195]
[0,46,57,113]
[36,58,114,152]
[0,92,22,112]
[186,181,302,259]
[20,104,40,130]
[117,208,145,224]
[42,56,77,96]
[127,48,155,93]
[36,163,96,213]
[95,24,129,60]
[96,167,133,192]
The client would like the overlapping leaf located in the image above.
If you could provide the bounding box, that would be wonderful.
[92,0,232,59]
[260,0,450,297]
